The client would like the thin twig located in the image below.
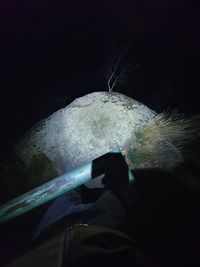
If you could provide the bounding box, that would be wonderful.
[107,54,123,92]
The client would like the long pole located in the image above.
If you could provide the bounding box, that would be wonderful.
[0,147,134,224]
[0,162,92,224]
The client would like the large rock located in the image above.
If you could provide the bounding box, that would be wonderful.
[15,92,182,180]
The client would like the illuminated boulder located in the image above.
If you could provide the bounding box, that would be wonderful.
[15,92,182,180]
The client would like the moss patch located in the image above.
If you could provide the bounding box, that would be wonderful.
[0,153,57,204]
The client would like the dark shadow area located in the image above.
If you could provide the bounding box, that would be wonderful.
[0,0,200,266]
[0,164,200,266]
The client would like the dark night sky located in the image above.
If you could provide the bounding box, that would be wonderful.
[0,0,199,150]
[0,3,200,266]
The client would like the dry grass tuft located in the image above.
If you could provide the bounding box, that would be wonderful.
[137,112,200,151]
[125,112,200,170]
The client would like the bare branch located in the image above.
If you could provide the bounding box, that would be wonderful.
[110,69,127,91]
[105,48,142,92]
[107,54,123,92]
[110,63,141,92]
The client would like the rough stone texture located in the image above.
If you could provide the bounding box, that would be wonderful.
[15,92,181,179]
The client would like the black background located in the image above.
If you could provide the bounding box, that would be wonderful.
[0,0,199,150]
[0,1,200,266]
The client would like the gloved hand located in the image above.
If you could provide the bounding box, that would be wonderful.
[92,152,137,216]
[92,152,129,191]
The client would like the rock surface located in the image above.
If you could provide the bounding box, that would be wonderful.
[15,92,181,180]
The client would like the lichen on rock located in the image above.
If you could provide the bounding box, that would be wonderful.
[15,91,187,186]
